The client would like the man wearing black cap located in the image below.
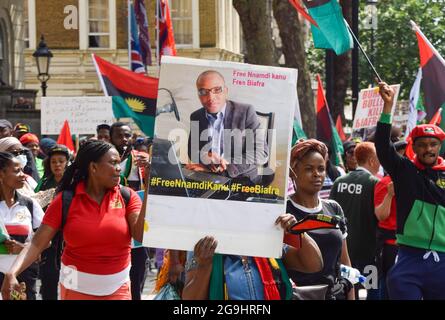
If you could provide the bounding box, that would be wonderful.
[0,119,13,139]
[376,82,445,300]
[13,123,30,140]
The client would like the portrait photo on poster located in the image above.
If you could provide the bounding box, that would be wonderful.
[144,56,298,257]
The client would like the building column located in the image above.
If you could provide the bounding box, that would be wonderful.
[216,0,225,49]
[232,6,240,54]
[79,0,88,50]
[192,0,200,49]
[225,0,233,52]
[11,0,26,88]
[28,0,36,50]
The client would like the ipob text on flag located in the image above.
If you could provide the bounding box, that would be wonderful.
[92,54,158,137]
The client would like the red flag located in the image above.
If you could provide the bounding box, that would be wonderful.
[288,0,318,27]
[316,74,332,142]
[57,120,75,152]
[157,0,177,58]
[336,115,347,142]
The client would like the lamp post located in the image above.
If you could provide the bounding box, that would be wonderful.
[32,35,53,97]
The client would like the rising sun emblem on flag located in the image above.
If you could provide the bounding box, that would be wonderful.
[125,97,146,113]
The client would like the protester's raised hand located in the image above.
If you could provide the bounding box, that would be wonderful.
[378,81,395,106]
[193,236,217,267]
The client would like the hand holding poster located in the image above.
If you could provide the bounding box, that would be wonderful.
[353,85,400,130]
[143,56,298,258]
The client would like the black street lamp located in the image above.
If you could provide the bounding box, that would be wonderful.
[32,35,53,97]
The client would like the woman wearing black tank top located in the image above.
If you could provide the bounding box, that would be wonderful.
[287,139,355,300]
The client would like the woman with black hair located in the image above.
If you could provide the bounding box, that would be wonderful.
[34,145,70,300]
[287,139,355,300]
[35,145,70,195]
[1,140,148,300]
[0,152,44,300]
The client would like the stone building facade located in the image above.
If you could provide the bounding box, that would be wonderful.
[23,0,243,102]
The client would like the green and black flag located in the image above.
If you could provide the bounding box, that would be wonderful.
[290,0,353,55]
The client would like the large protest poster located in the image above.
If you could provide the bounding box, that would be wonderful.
[353,85,400,130]
[143,56,298,257]
[41,97,115,135]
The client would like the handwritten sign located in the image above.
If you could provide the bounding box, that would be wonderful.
[41,97,115,135]
[353,85,400,130]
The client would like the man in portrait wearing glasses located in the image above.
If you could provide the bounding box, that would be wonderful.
[186,70,269,186]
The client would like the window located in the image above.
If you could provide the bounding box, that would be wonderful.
[88,0,110,48]
[170,0,192,46]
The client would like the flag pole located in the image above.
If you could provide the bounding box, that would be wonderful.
[345,23,383,83]
[75,134,80,153]
[128,0,132,70]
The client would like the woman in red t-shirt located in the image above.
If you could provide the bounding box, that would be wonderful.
[1,140,148,300]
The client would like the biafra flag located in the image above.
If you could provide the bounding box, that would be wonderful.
[92,54,158,137]
[411,21,445,122]
[316,74,344,166]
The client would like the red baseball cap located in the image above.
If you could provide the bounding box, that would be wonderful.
[410,124,445,142]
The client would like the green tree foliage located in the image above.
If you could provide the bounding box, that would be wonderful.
[359,0,445,99]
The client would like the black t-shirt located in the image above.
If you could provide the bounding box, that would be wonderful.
[286,198,347,288]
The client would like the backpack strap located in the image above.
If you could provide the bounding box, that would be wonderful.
[15,192,35,231]
[61,190,74,231]
[22,197,35,231]
[120,186,131,207]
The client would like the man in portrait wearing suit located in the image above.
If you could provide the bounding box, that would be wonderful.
[187,70,269,185]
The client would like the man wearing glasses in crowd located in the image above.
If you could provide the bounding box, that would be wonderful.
[186,70,269,186]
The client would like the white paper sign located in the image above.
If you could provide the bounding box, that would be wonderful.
[143,56,298,258]
[41,97,115,135]
[353,85,400,130]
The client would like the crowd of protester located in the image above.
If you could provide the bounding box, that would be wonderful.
[0,82,444,300]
